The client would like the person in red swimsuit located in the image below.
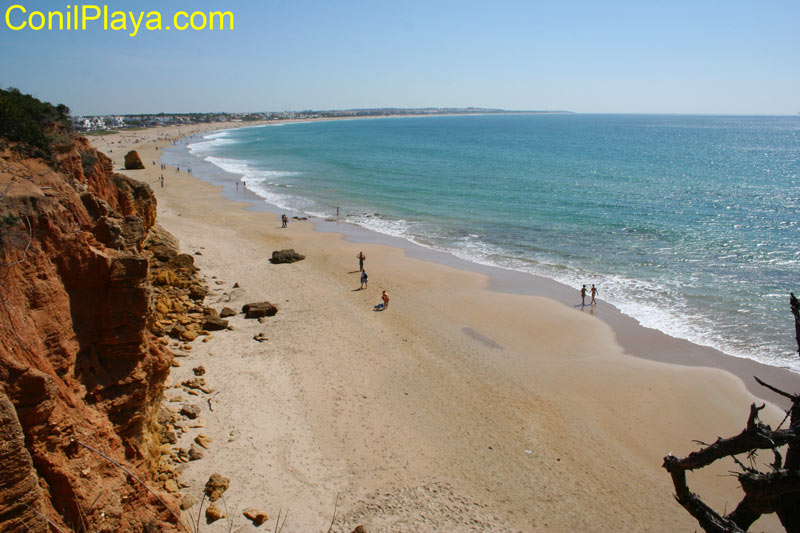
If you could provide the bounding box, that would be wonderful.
[381,290,389,309]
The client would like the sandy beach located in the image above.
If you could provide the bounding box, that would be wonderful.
[95,123,798,532]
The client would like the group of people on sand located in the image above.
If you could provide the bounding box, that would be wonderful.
[580,284,598,307]
[357,251,390,310]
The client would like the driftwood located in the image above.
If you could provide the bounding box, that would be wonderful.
[663,295,800,532]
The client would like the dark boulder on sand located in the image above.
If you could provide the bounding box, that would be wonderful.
[123,150,145,170]
[242,302,278,319]
[203,315,229,331]
[219,307,236,318]
[270,249,305,264]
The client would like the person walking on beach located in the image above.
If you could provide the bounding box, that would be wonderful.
[160,174,164,188]
[580,285,587,307]
[360,270,368,289]
[590,284,598,306]
[281,214,288,228]
[381,290,390,309]
[357,251,365,272]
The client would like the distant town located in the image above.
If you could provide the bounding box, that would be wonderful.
[72,107,571,132]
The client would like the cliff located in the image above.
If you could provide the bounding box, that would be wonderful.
[0,134,182,531]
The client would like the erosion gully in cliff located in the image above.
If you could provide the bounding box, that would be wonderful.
[0,131,212,531]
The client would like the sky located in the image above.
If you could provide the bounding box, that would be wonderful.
[1,0,798,115]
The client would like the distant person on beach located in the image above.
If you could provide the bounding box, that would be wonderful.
[336,206,340,216]
[357,252,365,272]
[281,214,288,228]
[160,175,164,188]
[360,271,368,289]
[590,284,598,305]
[580,285,587,306]
[382,290,390,309]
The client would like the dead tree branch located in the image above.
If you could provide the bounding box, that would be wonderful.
[663,384,800,532]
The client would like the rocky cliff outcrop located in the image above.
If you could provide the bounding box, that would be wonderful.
[0,137,182,531]
[123,150,145,170]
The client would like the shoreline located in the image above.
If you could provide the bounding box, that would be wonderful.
[166,124,800,409]
[101,122,795,531]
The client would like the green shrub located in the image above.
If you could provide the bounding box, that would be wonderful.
[0,87,72,160]
[80,149,98,176]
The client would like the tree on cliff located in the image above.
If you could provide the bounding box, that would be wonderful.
[663,294,800,532]
[0,87,72,160]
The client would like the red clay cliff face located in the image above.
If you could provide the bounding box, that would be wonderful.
[0,138,180,531]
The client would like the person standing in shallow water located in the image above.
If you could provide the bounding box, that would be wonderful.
[580,285,587,307]
[357,252,365,272]
[590,284,598,306]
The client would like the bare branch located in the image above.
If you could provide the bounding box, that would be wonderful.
[1,214,34,267]
[21,503,68,533]
[73,439,187,531]
[327,492,339,533]
[754,377,798,402]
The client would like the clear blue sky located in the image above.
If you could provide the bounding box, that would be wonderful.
[1,0,798,115]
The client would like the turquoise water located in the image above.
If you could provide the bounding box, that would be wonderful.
[185,114,800,372]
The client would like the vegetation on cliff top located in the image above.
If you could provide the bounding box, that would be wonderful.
[0,87,72,159]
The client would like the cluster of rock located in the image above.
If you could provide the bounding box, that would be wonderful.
[152,291,278,527]
[145,232,232,352]
[154,366,215,500]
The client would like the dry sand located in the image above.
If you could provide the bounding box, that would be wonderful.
[94,123,798,532]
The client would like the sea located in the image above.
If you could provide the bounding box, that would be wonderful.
[165,114,800,373]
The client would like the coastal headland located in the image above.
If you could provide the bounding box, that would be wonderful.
[94,121,797,531]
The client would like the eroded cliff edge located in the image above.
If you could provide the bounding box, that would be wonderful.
[0,130,184,531]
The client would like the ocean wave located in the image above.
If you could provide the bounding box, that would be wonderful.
[188,131,238,154]
[351,226,800,373]
[345,213,415,241]
[204,156,300,180]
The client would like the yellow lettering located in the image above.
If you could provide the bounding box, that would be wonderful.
[5,4,26,30]
[128,11,143,37]
[48,10,63,30]
[209,11,233,30]
[110,11,125,31]
[190,12,206,30]
[144,11,161,31]
[174,11,189,30]
[81,5,101,28]
[28,11,45,30]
